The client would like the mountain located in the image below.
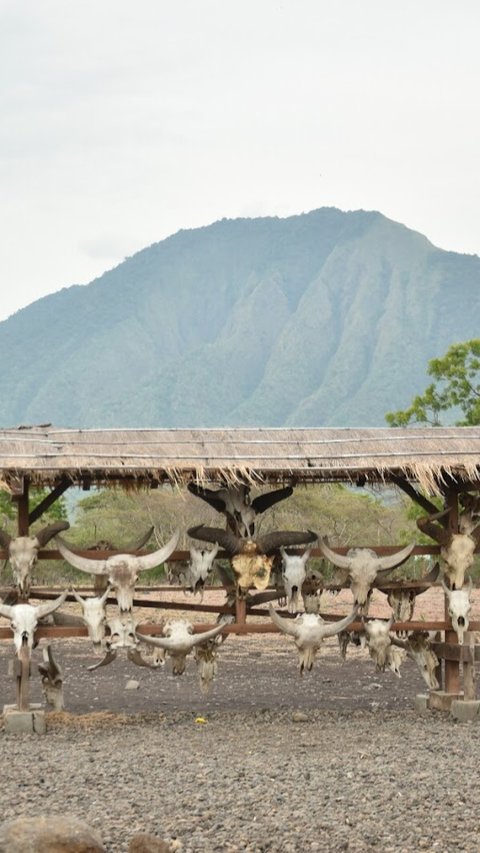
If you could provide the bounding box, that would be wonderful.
[0,208,479,428]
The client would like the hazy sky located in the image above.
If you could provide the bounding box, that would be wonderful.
[1,0,479,321]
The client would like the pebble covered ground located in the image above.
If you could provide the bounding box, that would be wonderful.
[1,706,480,852]
[1,586,480,852]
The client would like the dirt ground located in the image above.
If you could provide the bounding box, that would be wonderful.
[2,584,478,716]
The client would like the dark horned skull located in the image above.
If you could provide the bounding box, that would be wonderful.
[0,521,70,598]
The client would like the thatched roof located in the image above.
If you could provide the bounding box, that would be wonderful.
[0,425,479,494]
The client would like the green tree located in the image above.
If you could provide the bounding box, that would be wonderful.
[385,339,480,427]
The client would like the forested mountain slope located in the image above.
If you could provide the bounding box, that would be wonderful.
[0,208,478,427]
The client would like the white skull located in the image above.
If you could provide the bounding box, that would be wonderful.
[364,618,394,671]
[405,632,440,690]
[72,587,110,651]
[281,547,311,613]
[185,544,219,597]
[442,578,472,645]
[106,614,138,650]
[441,535,477,590]
[0,592,68,656]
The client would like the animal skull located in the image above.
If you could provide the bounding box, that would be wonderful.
[71,586,111,651]
[0,591,68,656]
[417,510,480,590]
[397,631,440,690]
[280,547,311,613]
[318,539,415,612]
[269,604,358,673]
[364,618,394,671]
[137,619,226,676]
[56,529,179,612]
[442,578,473,645]
[0,521,70,597]
[385,644,405,677]
[184,544,219,598]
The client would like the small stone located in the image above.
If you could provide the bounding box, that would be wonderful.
[0,815,105,852]
[128,833,171,852]
[125,680,140,690]
[291,710,309,723]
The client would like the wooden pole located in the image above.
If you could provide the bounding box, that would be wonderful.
[444,489,461,695]
[15,648,30,711]
[463,632,476,701]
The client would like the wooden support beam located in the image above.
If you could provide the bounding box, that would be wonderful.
[12,477,30,536]
[464,632,477,701]
[28,477,71,525]
[391,475,442,517]
[443,489,461,694]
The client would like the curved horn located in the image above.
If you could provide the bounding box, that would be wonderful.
[70,588,85,606]
[125,526,155,551]
[189,623,226,647]
[35,520,70,547]
[36,590,68,620]
[188,525,242,555]
[257,530,317,555]
[0,528,12,548]
[317,538,352,570]
[250,486,294,515]
[319,607,359,639]
[268,604,299,637]
[377,543,415,572]
[56,537,108,576]
[134,530,180,571]
[187,483,227,513]
[422,561,440,584]
[441,578,452,599]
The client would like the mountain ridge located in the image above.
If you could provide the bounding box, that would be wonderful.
[0,207,478,428]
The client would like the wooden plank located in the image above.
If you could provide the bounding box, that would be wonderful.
[463,632,477,700]
[28,477,71,525]
[431,642,477,662]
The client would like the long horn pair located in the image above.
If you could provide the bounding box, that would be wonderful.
[268,604,358,639]
[138,622,225,651]
[56,530,180,575]
[318,539,414,572]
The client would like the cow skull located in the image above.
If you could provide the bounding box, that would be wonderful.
[71,586,111,651]
[56,530,179,612]
[318,539,415,612]
[442,578,473,645]
[364,617,395,671]
[392,631,440,690]
[0,591,68,656]
[137,619,226,675]
[269,604,358,673]
[280,547,311,613]
[0,521,70,598]
[417,509,480,590]
[183,544,219,598]
[386,563,440,634]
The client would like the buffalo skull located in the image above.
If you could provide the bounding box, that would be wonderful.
[71,586,111,651]
[417,509,480,590]
[442,578,473,645]
[0,521,70,598]
[280,547,312,613]
[269,604,358,673]
[318,539,415,612]
[137,619,226,675]
[56,530,179,612]
[0,591,68,656]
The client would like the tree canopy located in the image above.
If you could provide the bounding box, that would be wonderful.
[385,339,480,427]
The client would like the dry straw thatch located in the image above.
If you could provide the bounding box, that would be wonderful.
[0,425,478,495]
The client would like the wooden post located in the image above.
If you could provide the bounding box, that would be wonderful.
[15,648,31,711]
[444,489,461,695]
[463,632,476,701]
[13,477,30,536]
[235,595,247,632]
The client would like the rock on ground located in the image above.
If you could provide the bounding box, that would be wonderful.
[0,815,105,852]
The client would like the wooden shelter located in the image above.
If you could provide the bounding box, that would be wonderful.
[1,424,480,714]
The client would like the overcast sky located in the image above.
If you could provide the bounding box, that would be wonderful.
[1,0,479,321]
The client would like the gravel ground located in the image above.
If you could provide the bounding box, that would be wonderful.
[1,587,480,852]
[1,632,480,853]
